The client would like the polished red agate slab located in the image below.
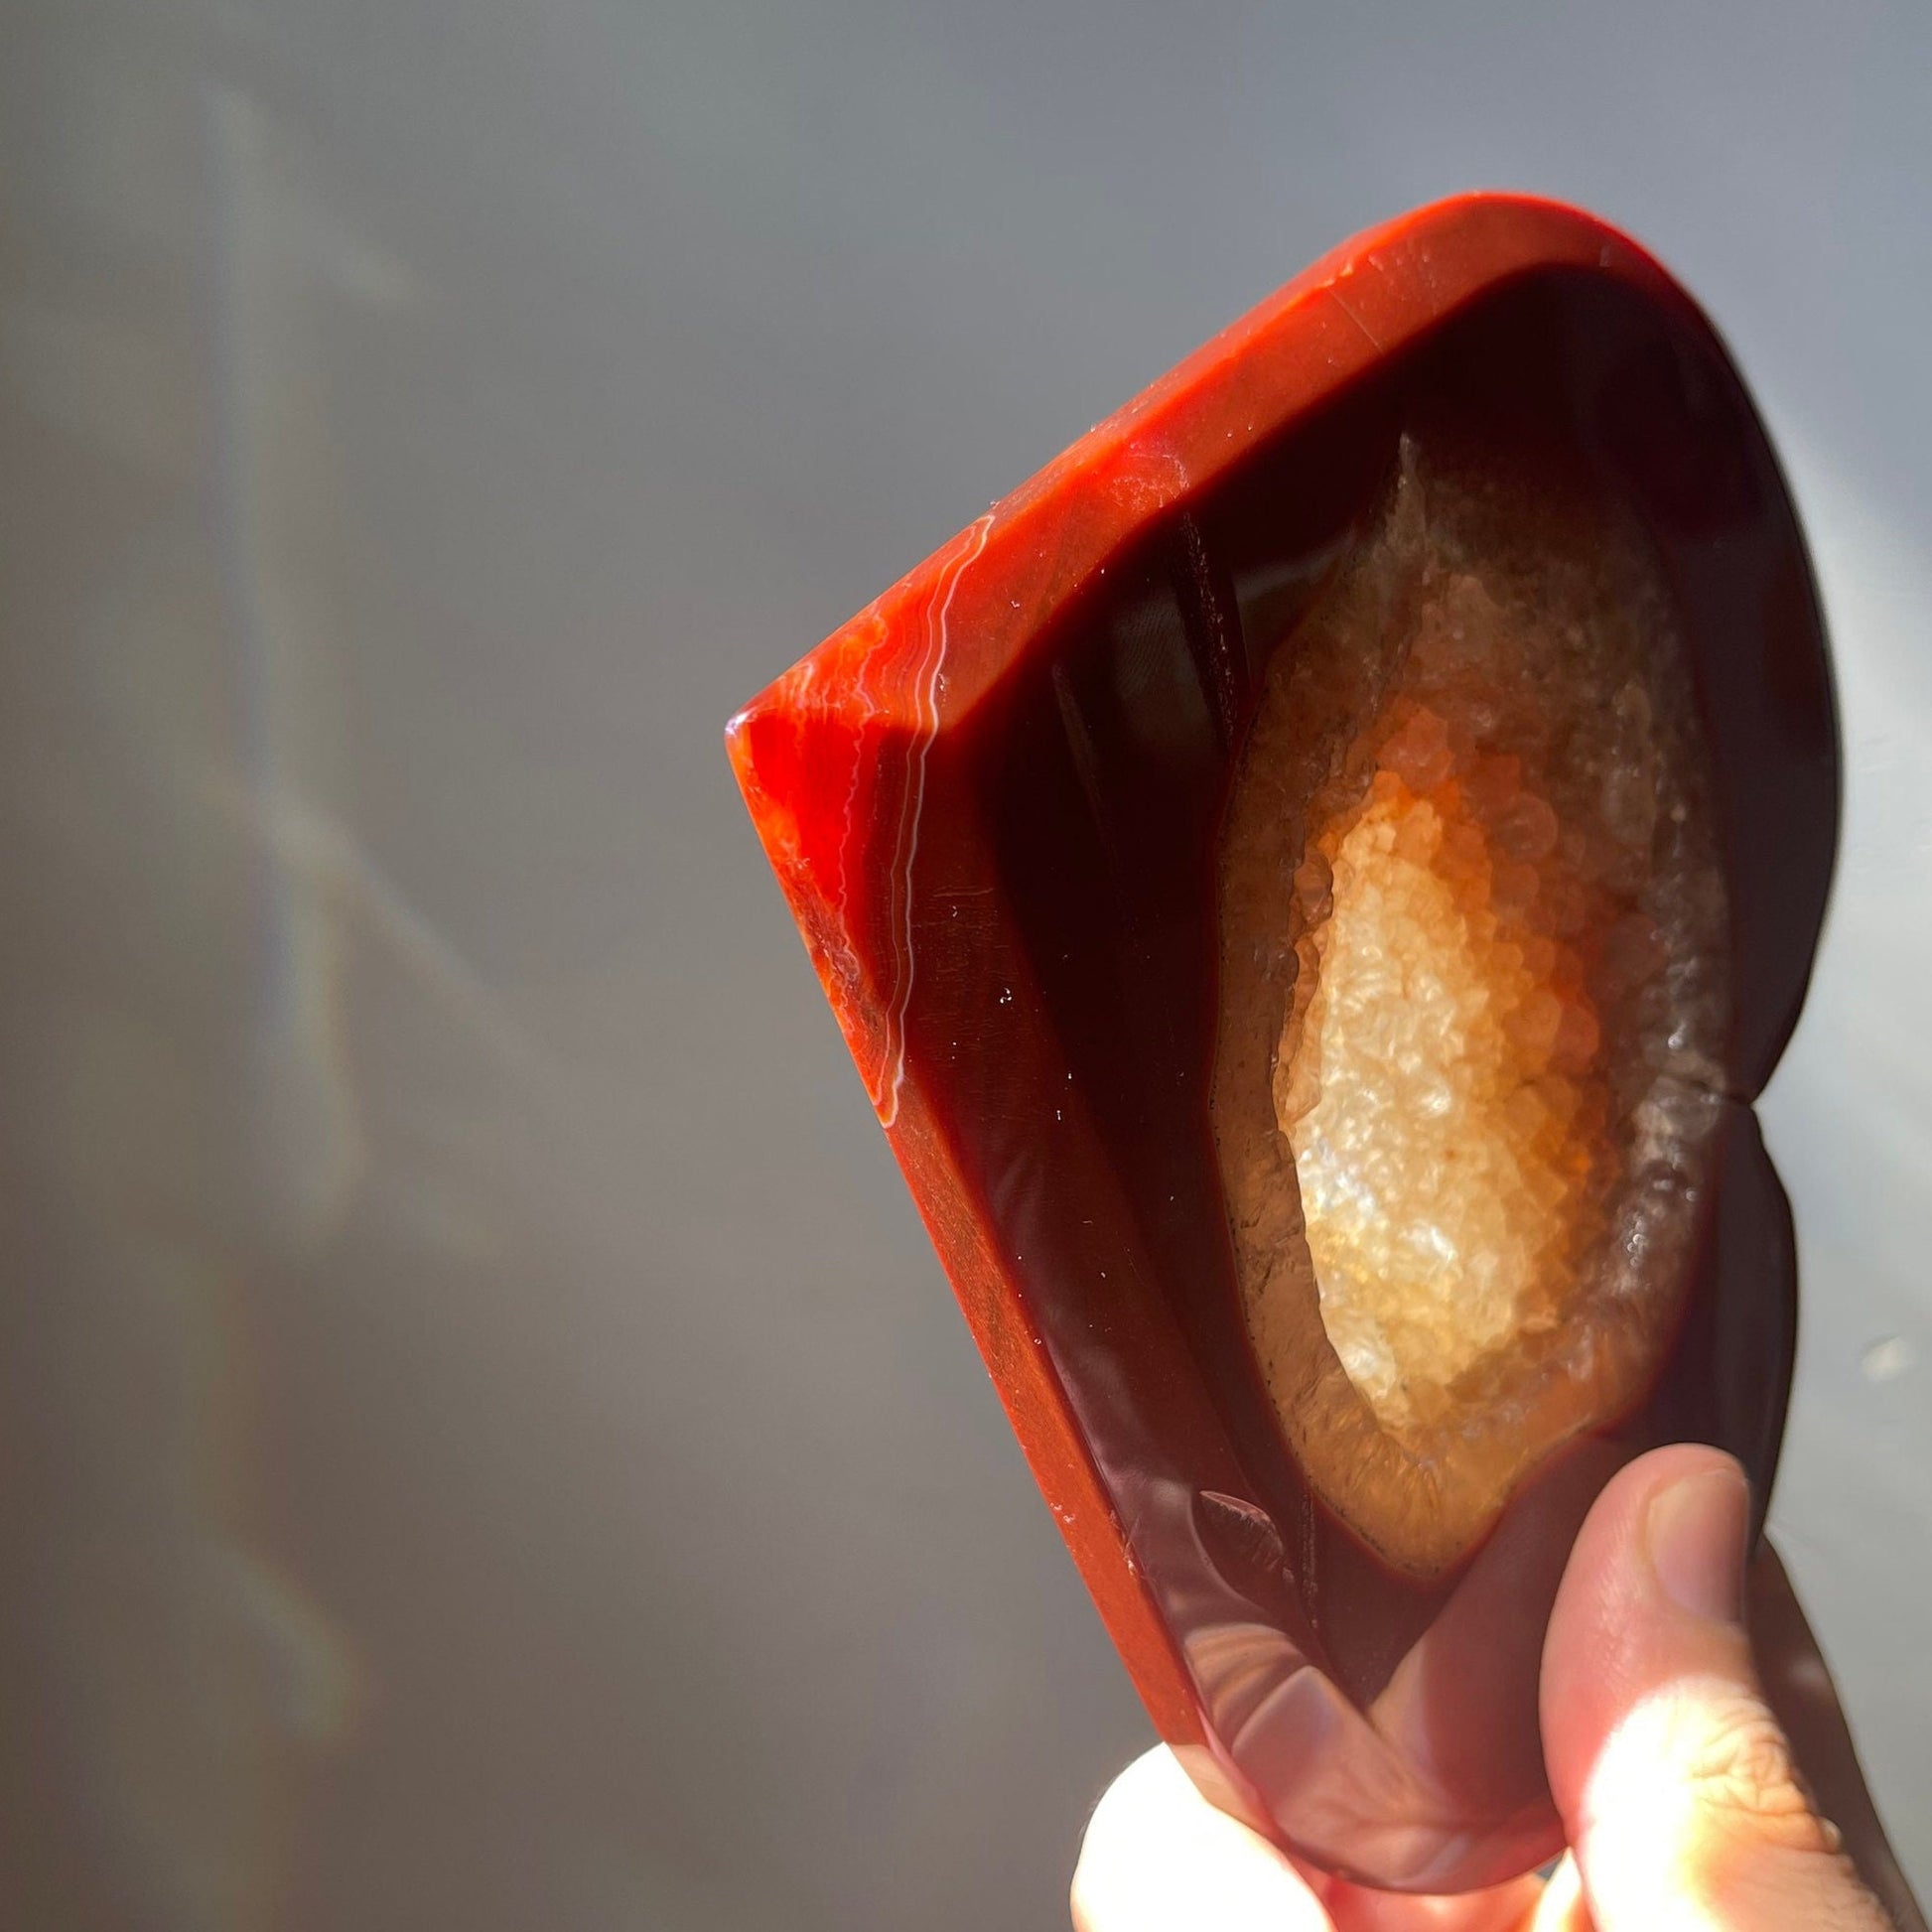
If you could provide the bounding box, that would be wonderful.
[727,195,1836,1892]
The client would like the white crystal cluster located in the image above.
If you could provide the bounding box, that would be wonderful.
[1273,442,1728,1443]
[1212,431,1731,1570]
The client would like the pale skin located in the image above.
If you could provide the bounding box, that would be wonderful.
[1073,1445,1926,1932]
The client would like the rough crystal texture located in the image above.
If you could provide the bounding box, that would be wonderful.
[1214,434,1729,1575]
[1285,766,1598,1426]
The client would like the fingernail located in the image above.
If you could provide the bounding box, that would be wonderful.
[1646,1463,1749,1624]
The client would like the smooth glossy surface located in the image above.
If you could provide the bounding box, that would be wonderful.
[730,197,1835,1890]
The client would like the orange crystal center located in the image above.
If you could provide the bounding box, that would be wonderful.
[1282,712,1607,1436]
[1211,434,1728,1574]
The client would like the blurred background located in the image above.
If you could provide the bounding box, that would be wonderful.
[3,0,1929,1925]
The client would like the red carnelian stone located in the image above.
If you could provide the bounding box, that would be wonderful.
[727,195,1835,1892]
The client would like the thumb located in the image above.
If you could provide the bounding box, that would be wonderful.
[1540,1444,1892,1931]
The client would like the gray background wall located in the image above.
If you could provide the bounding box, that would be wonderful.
[2,1,1927,1925]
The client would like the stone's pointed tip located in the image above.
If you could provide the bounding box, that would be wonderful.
[723,695,770,799]
[724,668,827,806]
[723,705,755,774]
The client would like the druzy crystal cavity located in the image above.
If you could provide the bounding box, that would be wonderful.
[1214,437,1728,1574]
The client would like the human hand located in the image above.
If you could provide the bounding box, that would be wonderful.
[1072,1445,1923,1932]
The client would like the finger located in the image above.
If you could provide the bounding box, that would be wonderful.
[1071,1744,1547,1932]
[1749,1542,1928,1932]
[1540,1444,1892,1931]
[1071,1745,1331,1932]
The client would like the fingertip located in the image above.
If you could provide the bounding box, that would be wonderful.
[1646,1460,1750,1625]
[1071,1746,1329,1932]
[1540,1443,1750,1809]
[1540,1447,1892,1932]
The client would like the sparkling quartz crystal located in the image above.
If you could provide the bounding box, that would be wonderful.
[1215,437,1729,1574]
